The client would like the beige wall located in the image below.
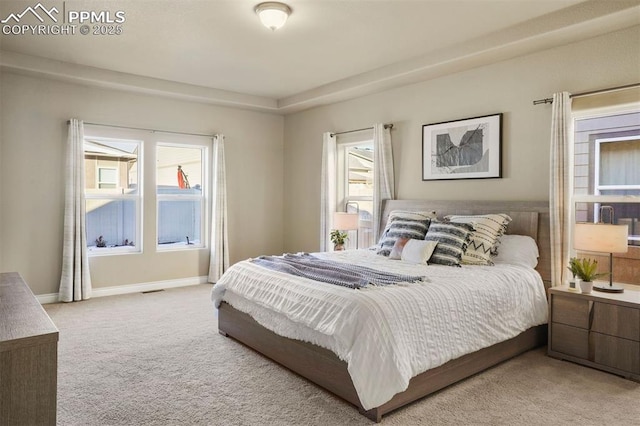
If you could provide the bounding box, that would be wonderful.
[282,25,640,253]
[0,72,284,295]
[2,25,639,295]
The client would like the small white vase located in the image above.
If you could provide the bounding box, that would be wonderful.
[580,280,593,294]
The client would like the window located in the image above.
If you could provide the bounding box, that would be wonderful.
[594,136,640,197]
[156,143,207,249]
[84,136,142,253]
[83,126,211,255]
[97,167,118,189]
[573,110,640,246]
[337,140,374,249]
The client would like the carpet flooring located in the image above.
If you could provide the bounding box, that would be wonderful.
[44,284,640,425]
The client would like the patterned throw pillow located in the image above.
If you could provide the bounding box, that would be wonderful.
[424,221,474,266]
[445,214,512,266]
[377,217,431,257]
[377,210,436,247]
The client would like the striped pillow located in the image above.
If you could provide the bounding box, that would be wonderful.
[377,210,437,247]
[425,221,474,266]
[445,214,512,265]
[377,217,431,257]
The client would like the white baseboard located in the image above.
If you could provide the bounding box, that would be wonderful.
[37,276,209,304]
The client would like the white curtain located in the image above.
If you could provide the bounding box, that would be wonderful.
[372,124,395,243]
[549,92,572,286]
[320,132,337,251]
[59,119,92,302]
[208,134,229,283]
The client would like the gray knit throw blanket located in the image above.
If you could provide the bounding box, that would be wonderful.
[251,253,427,289]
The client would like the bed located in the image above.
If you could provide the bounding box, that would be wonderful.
[212,200,551,422]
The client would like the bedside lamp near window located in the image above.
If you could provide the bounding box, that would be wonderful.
[574,207,629,293]
[333,212,359,249]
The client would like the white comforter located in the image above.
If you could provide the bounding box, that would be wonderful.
[211,250,548,410]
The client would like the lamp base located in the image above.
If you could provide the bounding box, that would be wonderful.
[593,283,624,293]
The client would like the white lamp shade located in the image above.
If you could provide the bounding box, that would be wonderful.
[574,223,629,254]
[333,212,359,231]
[255,2,291,30]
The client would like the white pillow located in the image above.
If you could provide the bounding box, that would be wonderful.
[401,239,438,264]
[493,235,539,268]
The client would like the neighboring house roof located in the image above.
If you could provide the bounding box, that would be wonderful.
[85,138,138,159]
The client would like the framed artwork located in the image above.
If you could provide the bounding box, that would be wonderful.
[422,113,502,181]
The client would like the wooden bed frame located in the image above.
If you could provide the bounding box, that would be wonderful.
[218,200,551,422]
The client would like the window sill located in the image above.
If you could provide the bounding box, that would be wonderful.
[88,248,141,257]
[156,245,206,253]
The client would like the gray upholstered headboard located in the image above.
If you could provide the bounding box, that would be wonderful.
[380,200,551,286]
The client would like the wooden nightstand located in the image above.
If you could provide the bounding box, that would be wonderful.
[548,284,640,381]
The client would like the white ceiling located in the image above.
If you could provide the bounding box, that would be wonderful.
[1,0,639,113]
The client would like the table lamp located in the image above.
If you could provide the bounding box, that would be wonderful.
[574,207,629,293]
[333,212,359,249]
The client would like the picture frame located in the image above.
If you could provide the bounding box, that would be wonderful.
[422,113,502,181]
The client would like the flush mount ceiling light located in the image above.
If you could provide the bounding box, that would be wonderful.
[255,2,291,31]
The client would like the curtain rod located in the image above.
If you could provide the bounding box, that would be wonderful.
[330,123,393,137]
[532,82,640,105]
[67,120,215,138]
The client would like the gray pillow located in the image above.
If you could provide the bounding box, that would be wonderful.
[377,210,436,247]
[377,217,431,257]
[425,221,474,266]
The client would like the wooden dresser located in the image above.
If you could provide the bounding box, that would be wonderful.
[0,272,58,425]
[548,285,640,381]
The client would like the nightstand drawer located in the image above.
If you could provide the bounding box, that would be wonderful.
[591,332,640,374]
[551,323,589,359]
[592,303,640,341]
[548,287,640,382]
[552,296,590,329]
